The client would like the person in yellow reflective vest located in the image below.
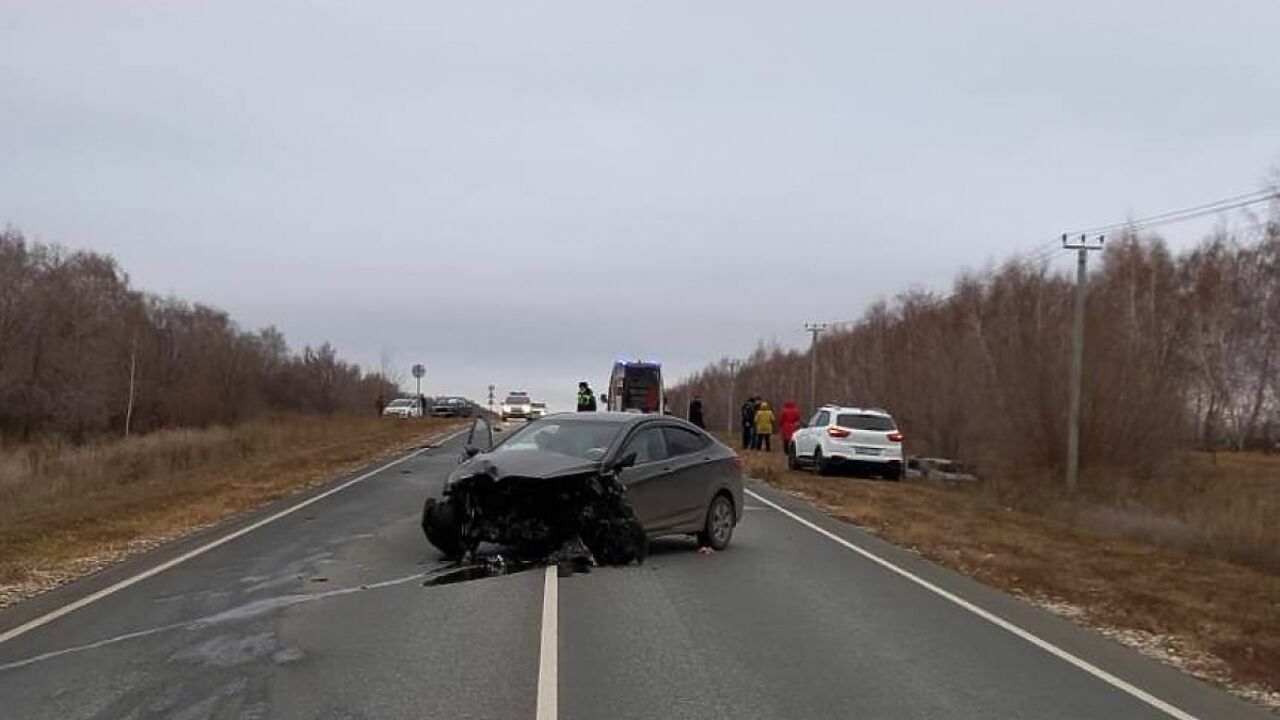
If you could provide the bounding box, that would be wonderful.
[576,381,597,412]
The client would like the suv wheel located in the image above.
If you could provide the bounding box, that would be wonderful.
[813,447,832,476]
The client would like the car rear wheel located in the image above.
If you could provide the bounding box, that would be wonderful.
[697,494,735,551]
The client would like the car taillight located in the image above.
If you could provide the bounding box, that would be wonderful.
[827,427,850,438]
[887,431,904,443]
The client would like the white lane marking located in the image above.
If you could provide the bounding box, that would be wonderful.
[0,427,468,646]
[536,565,558,720]
[745,489,1201,720]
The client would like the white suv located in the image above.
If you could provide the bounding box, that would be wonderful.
[788,405,904,479]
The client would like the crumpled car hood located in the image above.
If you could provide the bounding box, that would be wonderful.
[426,449,647,570]
[448,449,601,485]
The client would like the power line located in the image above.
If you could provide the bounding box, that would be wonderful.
[1066,188,1278,237]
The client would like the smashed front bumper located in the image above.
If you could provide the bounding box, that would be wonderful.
[421,461,647,571]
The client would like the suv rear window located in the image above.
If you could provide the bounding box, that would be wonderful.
[836,414,896,431]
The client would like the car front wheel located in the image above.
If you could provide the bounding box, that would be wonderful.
[813,447,832,476]
[697,494,735,551]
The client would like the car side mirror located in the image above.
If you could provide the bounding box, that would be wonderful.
[463,445,483,458]
[613,451,637,471]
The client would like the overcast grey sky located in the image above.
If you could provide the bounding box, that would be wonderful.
[4,1,1279,410]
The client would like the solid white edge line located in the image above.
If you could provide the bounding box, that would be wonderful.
[0,427,470,646]
[536,565,558,720]
[744,489,1202,720]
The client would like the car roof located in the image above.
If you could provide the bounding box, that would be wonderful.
[543,411,692,427]
[819,405,893,417]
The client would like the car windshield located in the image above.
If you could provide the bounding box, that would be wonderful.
[492,419,623,461]
[388,399,414,408]
[837,414,896,431]
[505,395,529,404]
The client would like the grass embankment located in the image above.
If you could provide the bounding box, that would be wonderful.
[743,450,1280,710]
[0,415,459,608]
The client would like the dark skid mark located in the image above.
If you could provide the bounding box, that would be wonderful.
[422,554,542,586]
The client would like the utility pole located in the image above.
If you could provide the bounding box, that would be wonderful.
[487,384,496,417]
[725,358,742,435]
[1063,233,1105,493]
[804,322,829,413]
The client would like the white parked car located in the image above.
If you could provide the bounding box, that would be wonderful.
[788,405,904,479]
[529,401,548,419]
[382,397,423,419]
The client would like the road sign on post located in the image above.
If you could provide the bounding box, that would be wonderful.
[412,364,425,396]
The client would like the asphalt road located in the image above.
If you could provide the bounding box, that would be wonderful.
[0,428,1271,720]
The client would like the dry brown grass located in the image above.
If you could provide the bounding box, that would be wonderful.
[973,451,1280,574]
[0,414,459,606]
[742,450,1280,705]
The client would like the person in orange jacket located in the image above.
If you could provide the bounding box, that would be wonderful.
[779,399,802,454]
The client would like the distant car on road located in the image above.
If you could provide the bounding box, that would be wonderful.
[431,396,474,418]
[382,397,423,419]
[529,401,548,419]
[500,392,533,421]
[422,412,744,558]
[788,405,904,479]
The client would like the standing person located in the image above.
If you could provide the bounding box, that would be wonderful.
[739,397,757,450]
[754,401,776,452]
[779,399,802,454]
[418,393,429,418]
[688,394,705,428]
[375,393,386,417]
[576,381,598,412]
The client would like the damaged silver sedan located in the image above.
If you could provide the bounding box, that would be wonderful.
[422,412,744,569]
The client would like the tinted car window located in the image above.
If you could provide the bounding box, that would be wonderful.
[621,427,668,465]
[813,411,830,427]
[836,414,896,431]
[663,426,710,456]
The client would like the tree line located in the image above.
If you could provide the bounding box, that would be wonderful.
[0,229,398,441]
[670,204,1280,476]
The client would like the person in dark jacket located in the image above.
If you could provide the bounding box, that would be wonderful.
[576,381,597,412]
[419,394,429,417]
[740,397,758,450]
[376,393,387,416]
[688,395,705,428]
